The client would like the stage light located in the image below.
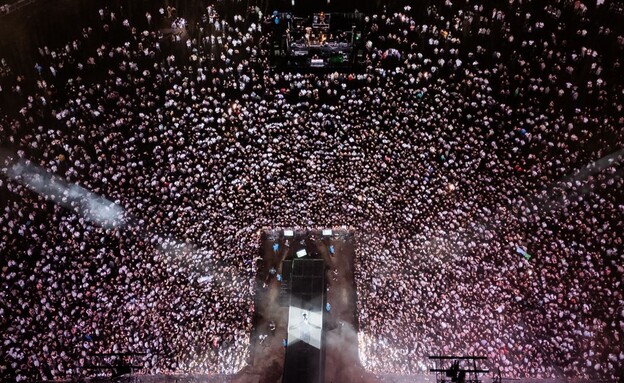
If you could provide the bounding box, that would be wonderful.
[4,159,125,228]
[284,229,294,237]
[287,306,323,349]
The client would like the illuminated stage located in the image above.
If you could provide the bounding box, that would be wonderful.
[282,258,326,383]
[239,228,376,383]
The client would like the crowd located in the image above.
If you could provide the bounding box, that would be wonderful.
[0,0,623,381]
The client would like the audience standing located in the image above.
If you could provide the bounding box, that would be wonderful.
[0,0,623,381]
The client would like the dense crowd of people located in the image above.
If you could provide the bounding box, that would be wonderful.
[0,0,623,381]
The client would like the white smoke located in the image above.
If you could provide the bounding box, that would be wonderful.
[5,159,125,228]
[541,148,624,212]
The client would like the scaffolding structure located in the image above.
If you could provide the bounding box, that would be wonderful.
[429,355,489,383]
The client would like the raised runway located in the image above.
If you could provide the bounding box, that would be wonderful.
[235,228,378,383]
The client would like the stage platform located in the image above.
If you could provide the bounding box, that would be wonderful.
[235,228,378,383]
[283,258,325,383]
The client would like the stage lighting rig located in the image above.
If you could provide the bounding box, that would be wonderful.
[429,355,489,383]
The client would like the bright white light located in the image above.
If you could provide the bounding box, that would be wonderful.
[284,229,294,237]
[287,306,323,349]
[322,229,333,236]
[296,249,307,258]
[5,160,125,228]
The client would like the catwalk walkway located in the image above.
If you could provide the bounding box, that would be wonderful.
[234,228,379,383]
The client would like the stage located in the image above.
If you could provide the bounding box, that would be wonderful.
[282,258,325,383]
[232,228,377,383]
